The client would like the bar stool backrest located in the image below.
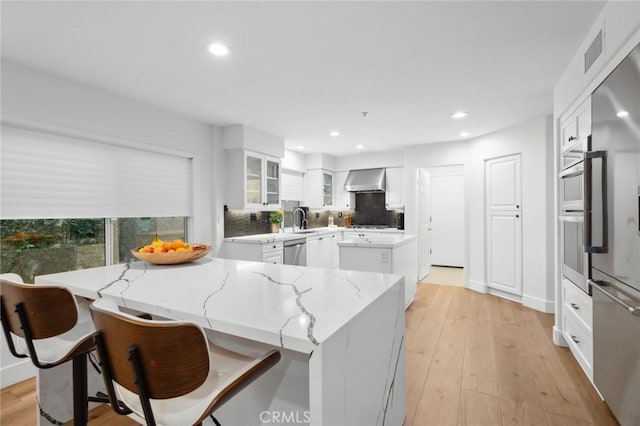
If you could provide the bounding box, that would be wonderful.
[1,279,78,339]
[90,301,210,399]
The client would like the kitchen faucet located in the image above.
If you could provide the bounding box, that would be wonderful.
[293,208,308,232]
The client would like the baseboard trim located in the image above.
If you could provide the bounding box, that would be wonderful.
[553,326,568,347]
[487,287,522,304]
[1,360,35,388]
[466,279,488,293]
[522,293,555,313]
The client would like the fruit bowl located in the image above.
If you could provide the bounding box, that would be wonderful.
[130,244,212,265]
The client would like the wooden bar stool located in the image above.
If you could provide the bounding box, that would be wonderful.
[0,275,100,425]
[90,298,282,426]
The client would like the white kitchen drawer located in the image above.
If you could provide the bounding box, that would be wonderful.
[560,115,578,152]
[263,250,283,264]
[262,241,283,254]
[562,278,592,330]
[562,306,593,376]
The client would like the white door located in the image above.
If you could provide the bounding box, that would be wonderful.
[417,169,431,279]
[485,154,522,295]
[430,174,464,267]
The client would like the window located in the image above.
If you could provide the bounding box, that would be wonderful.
[1,217,187,282]
[0,218,106,283]
[114,217,187,263]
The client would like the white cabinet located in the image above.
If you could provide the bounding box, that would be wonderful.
[339,236,417,308]
[262,243,284,265]
[334,171,355,210]
[328,232,342,268]
[306,236,321,267]
[305,169,334,209]
[223,240,284,264]
[385,167,404,209]
[307,231,342,269]
[561,279,593,378]
[560,98,591,152]
[225,149,281,211]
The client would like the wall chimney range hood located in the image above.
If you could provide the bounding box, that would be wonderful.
[344,168,386,192]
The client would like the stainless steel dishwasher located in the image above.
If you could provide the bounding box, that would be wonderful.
[283,238,306,266]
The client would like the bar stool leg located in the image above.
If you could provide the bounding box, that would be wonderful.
[72,353,89,426]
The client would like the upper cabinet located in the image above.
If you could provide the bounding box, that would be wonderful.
[222,124,284,211]
[304,169,334,209]
[226,149,281,210]
[334,171,354,210]
[560,98,591,152]
[385,167,404,209]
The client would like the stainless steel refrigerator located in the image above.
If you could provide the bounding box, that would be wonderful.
[589,41,640,426]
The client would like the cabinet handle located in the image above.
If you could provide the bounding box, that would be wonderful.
[516,214,519,218]
[516,205,520,208]
[570,302,579,310]
[570,335,580,344]
[568,136,577,142]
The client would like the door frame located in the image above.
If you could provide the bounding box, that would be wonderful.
[416,164,468,285]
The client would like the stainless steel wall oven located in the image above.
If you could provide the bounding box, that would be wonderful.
[559,136,590,293]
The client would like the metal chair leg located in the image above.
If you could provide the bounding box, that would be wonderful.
[72,353,88,426]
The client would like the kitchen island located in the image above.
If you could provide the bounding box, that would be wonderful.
[35,257,406,425]
[339,234,417,308]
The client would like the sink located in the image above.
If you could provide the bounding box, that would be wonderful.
[293,230,316,234]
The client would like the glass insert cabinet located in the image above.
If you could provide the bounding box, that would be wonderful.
[225,149,281,211]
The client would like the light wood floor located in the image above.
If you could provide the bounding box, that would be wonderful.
[406,283,617,426]
[1,283,617,425]
[421,265,465,287]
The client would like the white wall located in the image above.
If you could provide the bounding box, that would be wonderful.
[1,59,223,386]
[405,116,554,312]
[282,149,307,172]
[334,149,404,172]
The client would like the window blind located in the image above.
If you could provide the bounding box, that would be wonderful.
[281,169,304,201]
[0,125,192,219]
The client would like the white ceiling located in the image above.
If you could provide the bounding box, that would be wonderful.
[1,1,605,156]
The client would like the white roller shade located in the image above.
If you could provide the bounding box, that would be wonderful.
[1,125,192,219]
[281,170,304,201]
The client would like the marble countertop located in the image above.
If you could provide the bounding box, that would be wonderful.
[343,228,406,233]
[224,226,405,244]
[36,258,403,354]
[224,227,345,244]
[337,234,417,248]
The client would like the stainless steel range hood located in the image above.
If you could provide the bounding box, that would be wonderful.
[343,168,386,192]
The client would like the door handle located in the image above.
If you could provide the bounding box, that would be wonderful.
[590,280,640,316]
[584,145,608,254]
[558,162,583,179]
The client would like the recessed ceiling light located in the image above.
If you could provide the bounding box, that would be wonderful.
[297,145,305,150]
[330,131,340,137]
[460,131,471,137]
[616,110,630,118]
[356,144,365,149]
[208,42,230,57]
[451,111,468,119]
